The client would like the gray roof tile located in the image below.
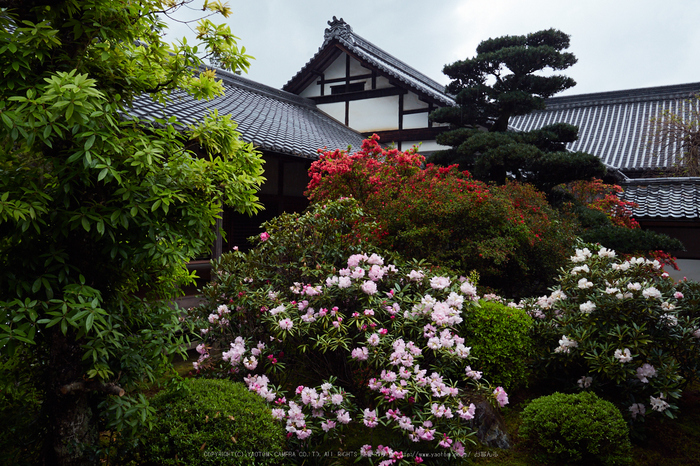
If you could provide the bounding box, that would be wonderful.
[620,177,700,219]
[130,70,365,159]
[510,82,700,172]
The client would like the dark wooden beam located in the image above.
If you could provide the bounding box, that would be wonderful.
[362,126,449,142]
[316,73,374,85]
[310,87,408,104]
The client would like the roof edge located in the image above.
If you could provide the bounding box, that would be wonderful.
[545,82,700,108]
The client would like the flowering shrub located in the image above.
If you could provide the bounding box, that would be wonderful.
[563,178,640,229]
[192,200,513,463]
[523,243,700,422]
[307,136,577,297]
[556,178,684,270]
[520,391,632,465]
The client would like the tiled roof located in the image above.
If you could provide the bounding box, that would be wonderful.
[620,177,700,219]
[130,70,365,159]
[284,17,454,107]
[510,82,700,173]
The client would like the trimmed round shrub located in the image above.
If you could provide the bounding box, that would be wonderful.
[520,392,632,465]
[139,378,285,465]
[462,300,533,390]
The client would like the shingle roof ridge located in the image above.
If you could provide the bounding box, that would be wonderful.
[622,177,700,185]
[347,31,448,96]
[215,68,317,109]
[544,82,700,109]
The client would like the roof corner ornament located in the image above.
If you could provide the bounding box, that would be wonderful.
[323,16,354,46]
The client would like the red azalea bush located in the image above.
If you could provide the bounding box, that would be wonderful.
[564,178,640,229]
[560,179,683,270]
[307,136,577,297]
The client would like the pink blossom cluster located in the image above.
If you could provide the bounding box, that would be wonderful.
[409,293,464,327]
[206,303,231,326]
[636,363,656,383]
[554,335,578,354]
[493,386,509,407]
[251,379,357,440]
[243,374,277,402]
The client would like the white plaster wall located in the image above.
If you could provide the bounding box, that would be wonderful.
[324,54,346,80]
[402,140,450,153]
[349,96,399,132]
[403,92,429,111]
[375,75,392,89]
[299,84,320,98]
[403,113,429,130]
[349,56,366,76]
[317,102,346,124]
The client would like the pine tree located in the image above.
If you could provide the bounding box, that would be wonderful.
[430,29,606,189]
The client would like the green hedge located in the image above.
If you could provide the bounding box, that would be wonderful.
[461,300,534,390]
[520,392,631,465]
[139,378,286,465]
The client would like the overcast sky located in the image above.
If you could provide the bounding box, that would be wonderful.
[163,0,700,97]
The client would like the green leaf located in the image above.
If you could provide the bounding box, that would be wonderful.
[84,134,95,150]
[1,112,13,128]
[81,216,90,232]
[86,313,95,332]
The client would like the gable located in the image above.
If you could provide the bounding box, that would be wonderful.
[284,18,453,151]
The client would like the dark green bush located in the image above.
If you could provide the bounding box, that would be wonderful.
[580,226,685,254]
[520,392,632,465]
[461,300,533,390]
[139,378,285,465]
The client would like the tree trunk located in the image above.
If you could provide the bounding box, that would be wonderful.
[43,330,97,466]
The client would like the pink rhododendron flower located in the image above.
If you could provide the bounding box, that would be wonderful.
[430,276,451,290]
[361,280,377,295]
[260,232,270,241]
[278,318,293,331]
[636,363,657,383]
[629,403,646,419]
[321,419,336,432]
[457,402,476,420]
[465,365,482,380]
[363,408,378,427]
[351,347,369,360]
[438,433,453,448]
[494,386,509,407]
[614,348,633,363]
[336,409,351,424]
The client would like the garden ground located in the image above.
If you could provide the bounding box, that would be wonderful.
[669,259,700,283]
